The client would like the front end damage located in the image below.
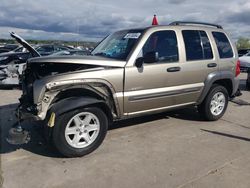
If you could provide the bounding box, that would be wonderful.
[7,57,123,144]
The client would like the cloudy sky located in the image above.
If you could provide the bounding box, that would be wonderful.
[0,0,249,41]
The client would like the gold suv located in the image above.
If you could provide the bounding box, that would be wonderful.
[18,21,240,157]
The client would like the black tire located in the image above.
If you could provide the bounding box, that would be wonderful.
[52,107,108,157]
[198,84,228,121]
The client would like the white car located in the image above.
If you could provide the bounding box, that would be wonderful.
[239,52,250,72]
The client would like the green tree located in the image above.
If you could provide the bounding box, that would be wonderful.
[236,37,250,49]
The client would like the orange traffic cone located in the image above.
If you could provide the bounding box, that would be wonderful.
[152,15,158,25]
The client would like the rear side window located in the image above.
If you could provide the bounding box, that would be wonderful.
[182,30,213,61]
[212,32,233,58]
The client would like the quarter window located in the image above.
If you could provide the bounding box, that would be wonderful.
[182,30,213,61]
[212,32,233,58]
[142,30,179,63]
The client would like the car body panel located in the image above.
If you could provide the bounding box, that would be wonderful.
[10,32,40,57]
[29,55,126,67]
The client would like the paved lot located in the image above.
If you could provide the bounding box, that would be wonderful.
[0,74,250,188]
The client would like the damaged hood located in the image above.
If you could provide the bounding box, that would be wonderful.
[10,32,41,57]
[28,55,126,68]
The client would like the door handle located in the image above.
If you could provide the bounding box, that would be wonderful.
[207,63,217,68]
[167,67,181,72]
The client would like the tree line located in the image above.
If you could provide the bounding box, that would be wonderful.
[236,37,250,49]
[0,39,97,48]
[1,37,250,50]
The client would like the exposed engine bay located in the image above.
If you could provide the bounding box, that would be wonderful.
[19,60,121,122]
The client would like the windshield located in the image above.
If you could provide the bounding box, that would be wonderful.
[91,29,143,60]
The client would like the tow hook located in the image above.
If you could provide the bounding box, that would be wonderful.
[6,108,31,145]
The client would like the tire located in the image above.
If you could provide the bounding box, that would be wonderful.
[52,107,108,157]
[198,84,228,121]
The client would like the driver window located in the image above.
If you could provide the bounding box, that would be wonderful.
[140,30,179,63]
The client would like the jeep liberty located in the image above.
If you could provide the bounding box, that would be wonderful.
[16,22,240,157]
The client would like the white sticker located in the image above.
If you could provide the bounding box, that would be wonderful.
[124,33,141,39]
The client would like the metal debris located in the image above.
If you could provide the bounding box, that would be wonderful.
[6,127,30,145]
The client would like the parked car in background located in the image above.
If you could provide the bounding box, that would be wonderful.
[238,49,250,57]
[0,32,41,86]
[49,49,90,56]
[0,44,19,54]
[9,46,27,53]
[239,52,250,72]
[0,32,74,86]
[36,44,73,56]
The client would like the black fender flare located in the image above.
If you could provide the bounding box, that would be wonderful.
[48,97,109,117]
[197,71,236,104]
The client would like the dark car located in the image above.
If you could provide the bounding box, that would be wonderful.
[238,49,250,57]
[0,51,35,65]
[49,49,90,56]
[0,32,75,85]
[0,32,41,85]
[0,44,19,54]
[35,44,73,56]
[0,32,40,64]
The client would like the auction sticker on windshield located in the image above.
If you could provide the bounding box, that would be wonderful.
[124,33,141,39]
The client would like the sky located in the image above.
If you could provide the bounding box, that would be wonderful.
[0,0,250,42]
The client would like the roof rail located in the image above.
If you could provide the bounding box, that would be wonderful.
[169,21,223,29]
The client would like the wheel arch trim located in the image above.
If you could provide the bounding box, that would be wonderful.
[197,71,237,104]
[48,97,112,121]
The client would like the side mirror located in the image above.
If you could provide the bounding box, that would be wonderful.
[144,51,159,64]
[135,57,144,68]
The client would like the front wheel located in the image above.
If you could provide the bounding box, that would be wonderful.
[52,107,108,157]
[198,84,228,121]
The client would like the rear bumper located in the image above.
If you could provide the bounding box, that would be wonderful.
[232,77,240,96]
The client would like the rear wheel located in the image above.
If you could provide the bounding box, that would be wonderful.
[52,107,108,157]
[198,84,228,121]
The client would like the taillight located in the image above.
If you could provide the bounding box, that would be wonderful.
[236,60,240,77]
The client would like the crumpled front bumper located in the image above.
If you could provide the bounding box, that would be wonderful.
[16,95,39,121]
